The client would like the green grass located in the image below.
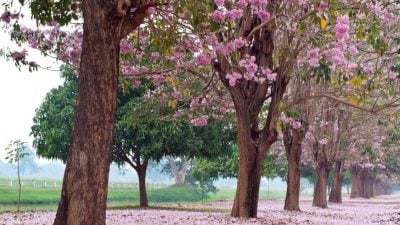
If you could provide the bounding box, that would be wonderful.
[0,185,294,212]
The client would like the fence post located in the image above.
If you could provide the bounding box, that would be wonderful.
[54,179,57,189]
[44,179,47,189]
[9,178,13,189]
[33,179,36,189]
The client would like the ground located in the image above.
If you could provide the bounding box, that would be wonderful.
[1,195,399,225]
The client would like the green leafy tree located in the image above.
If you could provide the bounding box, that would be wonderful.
[4,139,30,213]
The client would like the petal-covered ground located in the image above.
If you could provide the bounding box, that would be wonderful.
[1,195,399,224]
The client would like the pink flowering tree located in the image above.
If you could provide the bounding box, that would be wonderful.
[0,0,167,224]
[3,0,400,221]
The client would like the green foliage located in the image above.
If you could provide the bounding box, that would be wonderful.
[31,66,76,162]
[4,140,30,164]
[29,0,80,25]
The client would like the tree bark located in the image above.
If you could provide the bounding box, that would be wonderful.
[350,165,362,198]
[230,106,278,218]
[312,165,330,208]
[361,172,374,199]
[283,123,307,211]
[53,3,146,224]
[328,160,344,203]
[135,160,149,207]
[230,140,271,218]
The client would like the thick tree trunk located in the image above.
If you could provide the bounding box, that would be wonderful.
[231,145,267,218]
[361,172,374,199]
[367,175,375,198]
[312,166,330,208]
[53,4,121,225]
[136,160,149,207]
[230,111,277,218]
[350,165,362,198]
[283,123,307,211]
[360,169,370,199]
[328,160,344,203]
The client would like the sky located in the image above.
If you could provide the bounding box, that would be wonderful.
[0,35,63,162]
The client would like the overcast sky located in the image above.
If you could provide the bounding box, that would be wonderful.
[0,33,63,161]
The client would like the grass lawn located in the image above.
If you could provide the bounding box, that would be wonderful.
[0,185,296,212]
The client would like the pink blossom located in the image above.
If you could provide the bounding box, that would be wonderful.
[196,53,213,66]
[226,9,243,21]
[244,63,258,74]
[237,0,248,8]
[226,72,242,86]
[214,0,224,7]
[257,10,270,22]
[309,58,319,68]
[318,1,329,12]
[249,0,267,7]
[336,40,347,51]
[191,116,208,126]
[262,68,277,81]
[348,45,358,55]
[233,38,245,48]
[307,48,319,59]
[335,15,350,41]
[120,39,134,54]
[210,10,225,23]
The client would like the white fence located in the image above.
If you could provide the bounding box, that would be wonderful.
[0,178,170,190]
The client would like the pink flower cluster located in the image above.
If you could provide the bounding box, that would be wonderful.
[211,0,272,23]
[225,54,277,86]
[335,15,350,41]
[190,116,208,126]
[281,115,302,130]
[0,11,20,23]
[196,53,213,66]
[210,9,243,23]
[307,48,320,68]
[215,38,246,56]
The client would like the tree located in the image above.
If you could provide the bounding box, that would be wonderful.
[4,0,400,221]
[4,139,30,213]
[32,66,235,208]
[0,1,157,223]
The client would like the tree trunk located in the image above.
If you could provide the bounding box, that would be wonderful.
[17,158,21,213]
[367,175,375,198]
[230,144,267,218]
[361,172,374,199]
[230,111,277,218]
[350,165,362,198]
[178,157,191,185]
[360,169,370,199]
[312,166,330,208]
[328,160,344,203]
[53,4,122,225]
[136,160,149,207]
[282,123,307,211]
[166,156,191,185]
